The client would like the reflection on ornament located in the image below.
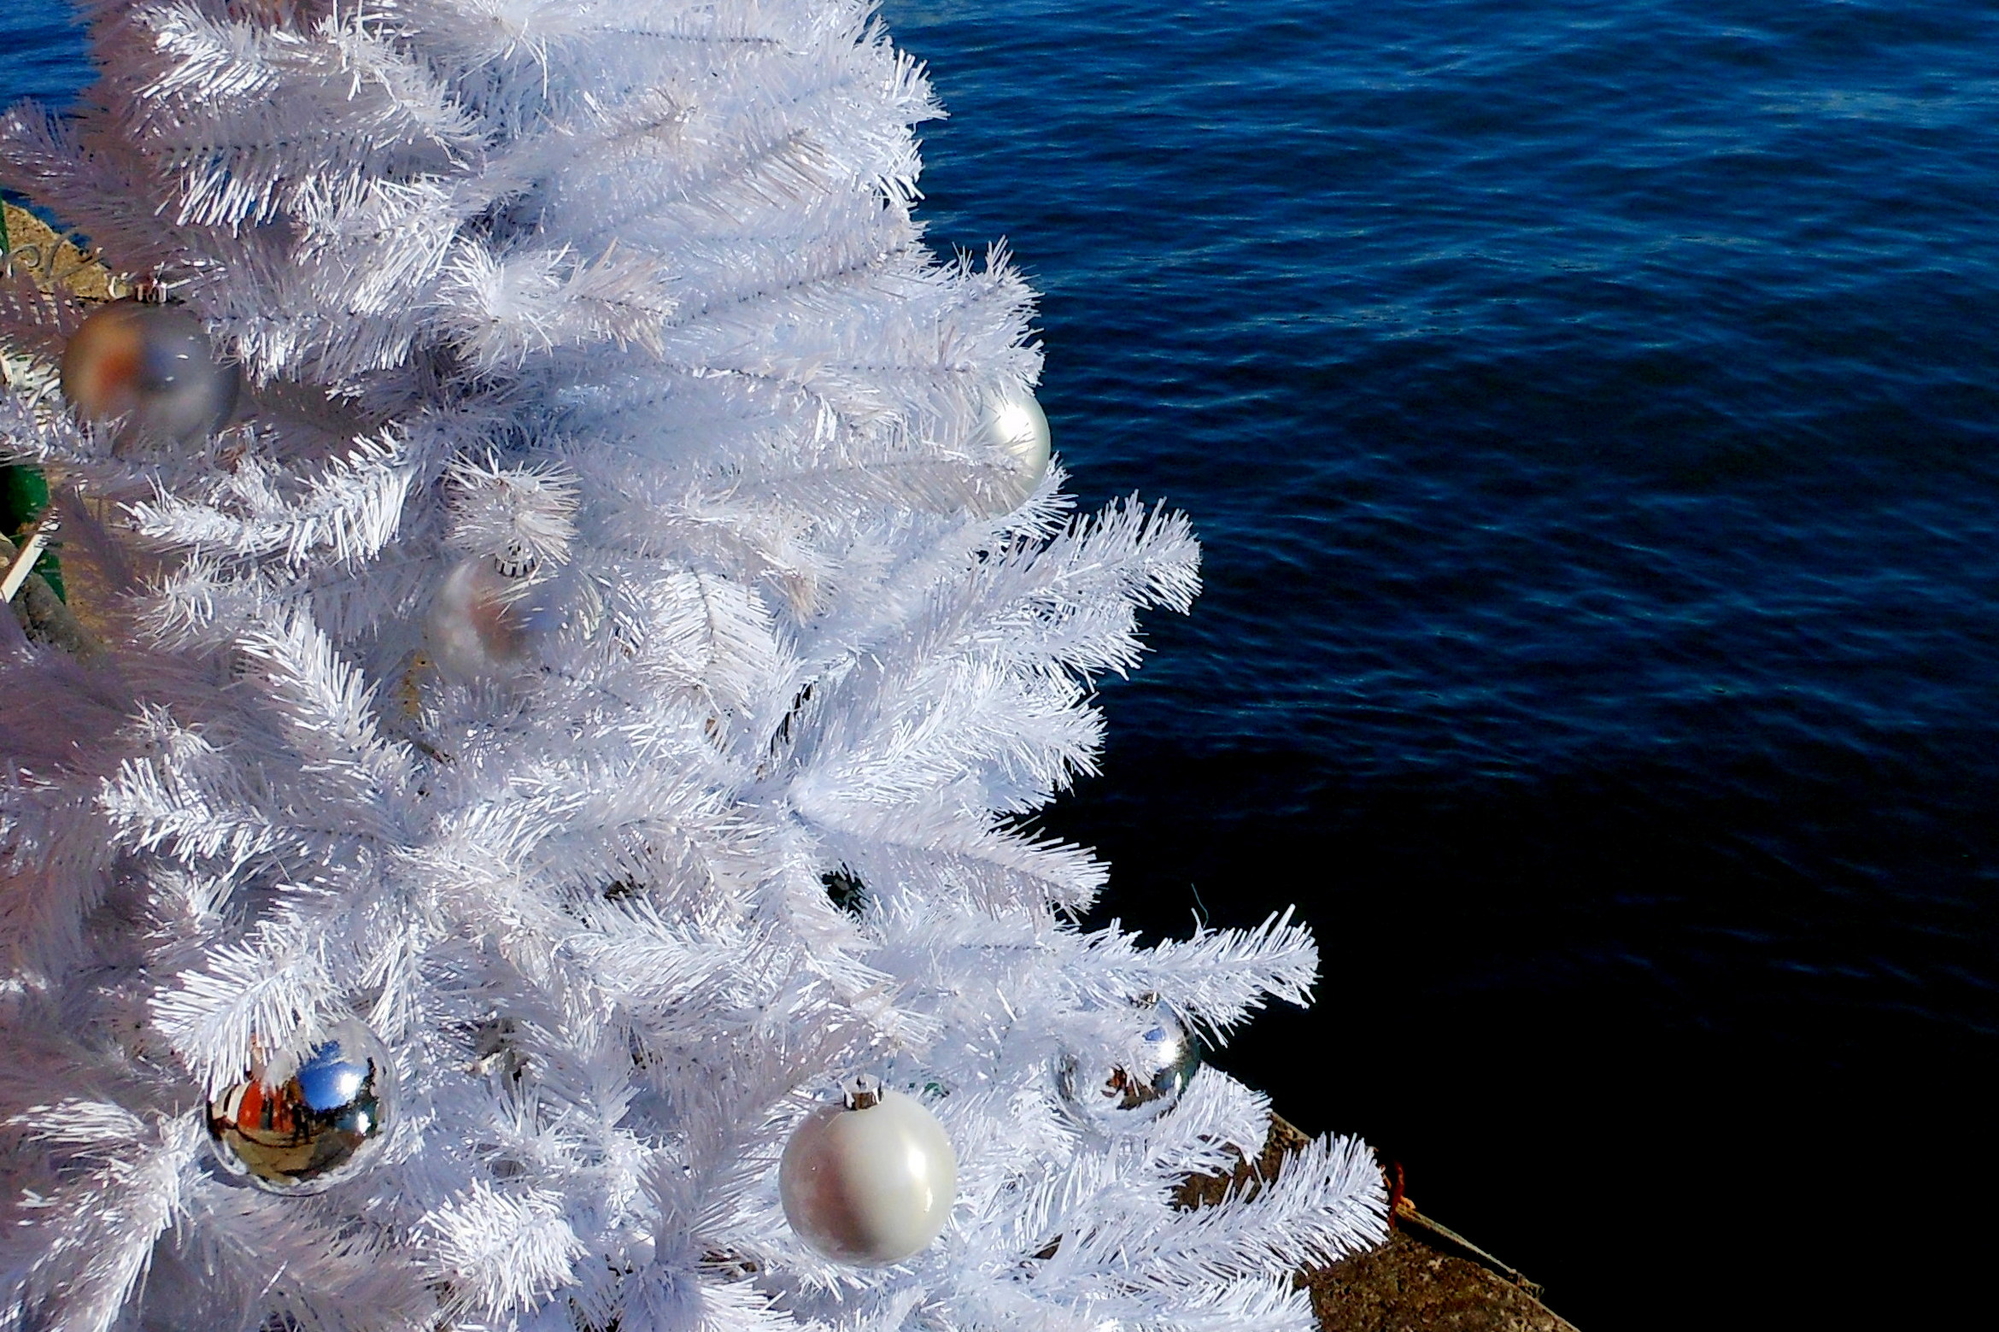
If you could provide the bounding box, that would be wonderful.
[972,383,1051,511]
[779,1075,956,1265]
[206,1019,395,1194]
[1058,998,1203,1127]
[425,557,531,680]
[59,301,238,447]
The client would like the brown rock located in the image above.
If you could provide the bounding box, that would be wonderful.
[1179,1115,1579,1332]
[1,203,122,301]
[1306,1229,1577,1332]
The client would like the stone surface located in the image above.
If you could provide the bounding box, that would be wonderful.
[1178,1116,1579,1332]
[1,203,124,301]
[1307,1227,1577,1332]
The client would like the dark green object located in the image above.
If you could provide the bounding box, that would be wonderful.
[2,201,63,596]
[1,208,66,601]
[0,466,63,602]
[821,867,867,915]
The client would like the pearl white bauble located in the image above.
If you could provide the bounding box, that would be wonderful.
[972,383,1051,510]
[425,558,530,680]
[59,301,238,447]
[779,1084,956,1265]
[206,1019,396,1195]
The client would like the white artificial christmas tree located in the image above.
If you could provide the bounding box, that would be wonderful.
[0,3,1386,1329]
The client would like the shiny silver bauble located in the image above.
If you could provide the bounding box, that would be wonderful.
[1058,999,1204,1127]
[60,300,238,447]
[206,1019,395,1194]
[779,1077,956,1265]
[971,383,1051,512]
[425,557,532,680]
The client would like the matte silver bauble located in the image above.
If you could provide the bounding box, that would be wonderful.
[206,1019,395,1194]
[1058,998,1203,1126]
[972,383,1051,510]
[779,1076,956,1265]
[60,301,238,447]
[425,557,531,680]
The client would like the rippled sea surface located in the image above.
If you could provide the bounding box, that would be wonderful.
[9,2,1996,1323]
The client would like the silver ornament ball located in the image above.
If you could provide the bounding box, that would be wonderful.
[60,300,238,447]
[1058,998,1204,1126]
[206,1019,395,1195]
[425,557,532,680]
[779,1077,956,1265]
[971,383,1051,512]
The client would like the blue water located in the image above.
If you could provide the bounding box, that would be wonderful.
[0,8,87,110]
[9,2,1997,1323]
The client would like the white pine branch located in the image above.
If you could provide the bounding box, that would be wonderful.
[123,432,419,567]
[421,1182,588,1321]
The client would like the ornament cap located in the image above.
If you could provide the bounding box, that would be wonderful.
[841,1073,883,1110]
